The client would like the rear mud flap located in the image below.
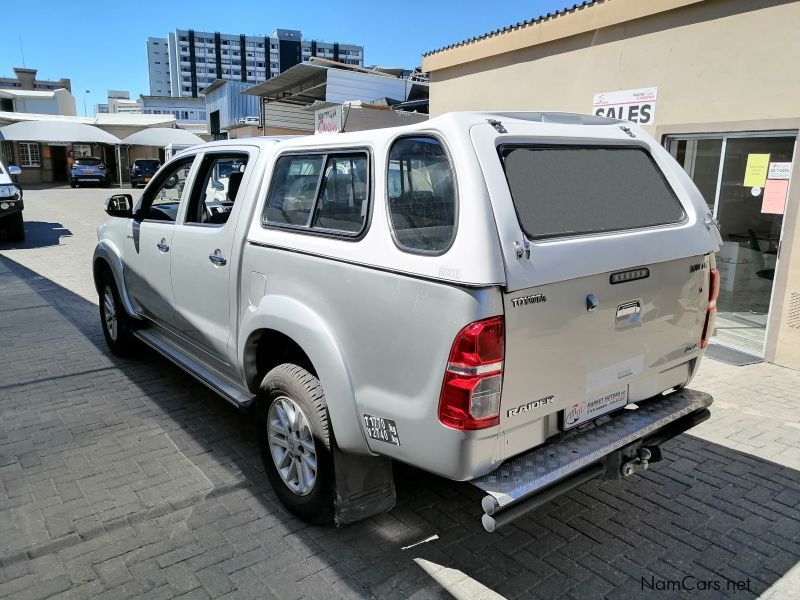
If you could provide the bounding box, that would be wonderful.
[473,388,713,531]
[332,444,396,525]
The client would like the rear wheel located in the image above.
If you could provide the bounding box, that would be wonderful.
[5,212,24,242]
[98,269,138,356]
[257,364,334,523]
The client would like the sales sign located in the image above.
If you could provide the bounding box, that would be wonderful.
[592,87,657,125]
[315,106,342,134]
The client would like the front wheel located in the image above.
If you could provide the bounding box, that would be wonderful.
[98,270,138,356]
[70,180,77,188]
[257,364,334,523]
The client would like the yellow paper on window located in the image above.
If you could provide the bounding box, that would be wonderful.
[744,154,770,187]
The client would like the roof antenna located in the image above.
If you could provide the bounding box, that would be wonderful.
[19,36,26,67]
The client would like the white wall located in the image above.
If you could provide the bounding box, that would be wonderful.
[264,101,314,132]
[325,69,410,105]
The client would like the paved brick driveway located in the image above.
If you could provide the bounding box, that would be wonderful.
[0,189,798,599]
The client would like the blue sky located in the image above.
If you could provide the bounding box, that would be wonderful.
[1,0,573,115]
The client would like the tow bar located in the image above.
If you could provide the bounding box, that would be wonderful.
[470,389,713,532]
[621,447,653,477]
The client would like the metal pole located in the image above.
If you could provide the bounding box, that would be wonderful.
[117,145,123,188]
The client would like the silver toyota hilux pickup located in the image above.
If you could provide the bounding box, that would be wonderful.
[93,112,722,531]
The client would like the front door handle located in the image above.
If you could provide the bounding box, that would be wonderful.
[156,238,169,252]
[209,249,227,266]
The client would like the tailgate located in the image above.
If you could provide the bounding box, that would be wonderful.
[468,119,720,458]
[501,255,711,445]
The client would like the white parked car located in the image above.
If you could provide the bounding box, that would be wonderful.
[93,112,721,530]
[0,159,24,242]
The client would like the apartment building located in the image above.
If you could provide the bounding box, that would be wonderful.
[147,28,363,98]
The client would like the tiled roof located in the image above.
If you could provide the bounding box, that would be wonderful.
[423,1,601,57]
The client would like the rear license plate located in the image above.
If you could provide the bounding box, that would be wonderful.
[363,414,401,446]
[82,169,93,173]
[144,177,151,183]
[564,388,628,430]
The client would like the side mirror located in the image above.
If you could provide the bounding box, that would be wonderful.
[8,165,21,176]
[105,194,133,218]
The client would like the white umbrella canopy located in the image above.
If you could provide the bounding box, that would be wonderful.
[0,120,120,144]
[121,128,204,147]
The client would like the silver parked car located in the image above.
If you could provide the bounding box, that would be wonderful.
[93,112,722,530]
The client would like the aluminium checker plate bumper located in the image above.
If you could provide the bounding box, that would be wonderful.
[472,389,713,530]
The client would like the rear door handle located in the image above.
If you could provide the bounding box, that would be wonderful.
[156,238,169,252]
[209,249,227,266]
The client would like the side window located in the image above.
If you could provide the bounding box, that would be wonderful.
[264,151,370,236]
[387,137,456,253]
[312,154,368,233]
[185,154,249,226]
[265,155,324,226]
[140,158,194,222]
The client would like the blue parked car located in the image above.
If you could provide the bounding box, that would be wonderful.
[70,157,111,188]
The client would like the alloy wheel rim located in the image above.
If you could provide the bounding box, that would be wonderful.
[103,286,118,341]
[267,396,317,496]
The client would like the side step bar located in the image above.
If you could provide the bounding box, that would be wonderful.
[134,329,255,409]
[473,388,713,532]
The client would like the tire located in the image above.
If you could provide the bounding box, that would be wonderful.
[98,269,138,357]
[257,364,334,523]
[5,212,24,242]
[70,180,77,188]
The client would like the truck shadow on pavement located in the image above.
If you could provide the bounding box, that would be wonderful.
[0,220,72,248]
[0,254,798,600]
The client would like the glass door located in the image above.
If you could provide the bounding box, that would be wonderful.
[667,132,797,356]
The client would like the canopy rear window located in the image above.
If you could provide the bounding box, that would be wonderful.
[500,146,685,240]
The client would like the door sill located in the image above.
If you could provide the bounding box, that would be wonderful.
[134,328,255,409]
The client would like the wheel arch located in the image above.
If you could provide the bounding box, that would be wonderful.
[93,241,139,318]
[239,295,368,454]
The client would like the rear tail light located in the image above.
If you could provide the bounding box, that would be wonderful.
[701,268,720,349]
[438,316,504,430]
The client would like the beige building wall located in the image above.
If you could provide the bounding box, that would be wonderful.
[423,0,800,368]
[425,0,800,133]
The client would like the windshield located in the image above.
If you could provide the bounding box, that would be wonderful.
[74,158,102,166]
[501,146,685,239]
[135,160,160,169]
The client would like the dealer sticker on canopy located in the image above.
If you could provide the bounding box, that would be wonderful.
[564,388,629,430]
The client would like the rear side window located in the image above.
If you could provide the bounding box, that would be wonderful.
[501,146,685,239]
[312,154,368,233]
[264,151,370,236]
[387,137,456,253]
